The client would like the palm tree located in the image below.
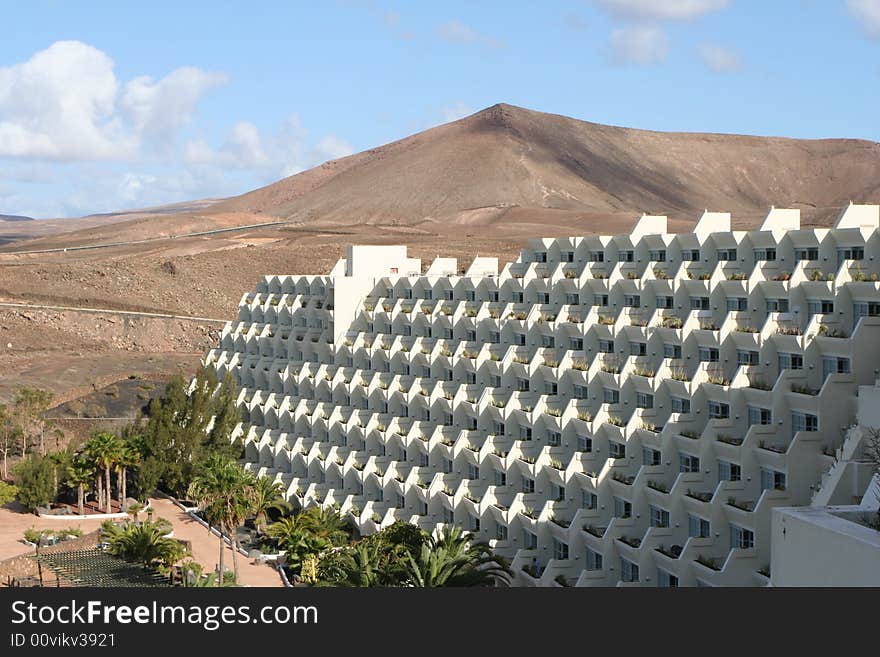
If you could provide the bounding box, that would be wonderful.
[46,448,73,501]
[114,440,140,511]
[305,506,351,547]
[66,457,93,516]
[85,432,123,513]
[102,518,187,568]
[319,541,390,587]
[403,526,511,587]
[187,455,256,585]
[250,477,289,532]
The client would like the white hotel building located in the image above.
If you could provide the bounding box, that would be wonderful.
[204,204,880,586]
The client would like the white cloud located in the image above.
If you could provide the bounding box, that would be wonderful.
[0,41,225,161]
[608,26,669,65]
[186,113,353,180]
[121,67,228,152]
[437,21,504,48]
[699,44,742,72]
[848,0,880,38]
[592,0,729,22]
[440,102,474,123]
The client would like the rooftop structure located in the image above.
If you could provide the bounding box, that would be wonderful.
[204,203,880,587]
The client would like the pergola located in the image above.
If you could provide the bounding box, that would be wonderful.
[33,548,174,587]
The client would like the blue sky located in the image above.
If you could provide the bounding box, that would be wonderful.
[1,0,879,218]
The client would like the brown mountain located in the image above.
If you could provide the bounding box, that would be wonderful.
[214,103,880,228]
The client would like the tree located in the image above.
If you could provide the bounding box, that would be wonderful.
[187,455,255,585]
[0,404,20,480]
[137,367,242,497]
[114,436,141,511]
[250,476,289,532]
[0,481,18,506]
[402,526,511,587]
[102,519,187,568]
[46,448,73,500]
[13,388,53,456]
[13,454,55,512]
[66,457,93,516]
[85,432,123,513]
[318,541,391,587]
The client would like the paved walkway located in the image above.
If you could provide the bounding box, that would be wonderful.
[0,499,283,587]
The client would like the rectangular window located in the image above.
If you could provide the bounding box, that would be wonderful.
[624,294,641,308]
[737,350,759,366]
[603,388,620,404]
[620,558,640,583]
[552,484,565,502]
[522,477,535,494]
[689,515,710,538]
[807,299,834,317]
[699,348,720,363]
[586,548,603,571]
[582,490,597,509]
[599,339,614,353]
[718,460,741,482]
[570,337,584,350]
[664,343,682,359]
[727,297,748,312]
[748,406,772,426]
[822,357,851,381]
[630,341,647,356]
[690,296,710,310]
[535,252,547,263]
[767,298,790,313]
[537,292,550,304]
[590,251,605,263]
[547,430,561,447]
[517,378,530,392]
[778,352,803,371]
[730,524,755,550]
[649,249,667,262]
[753,247,776,261]
[837,246,864,263]
[680,453,700,473]
[489,291,499,302]
[495,523,508,541]
[541,334,555,347]
[795,247,819,261]
[519,426,532,440]
[658,570,679,588]
[650,505,670,528]
[467,463,479,480]
[490,375,501,388]
[514,333,526,346]
[656,295,674,309]
[609,441,626,459]
[671,397,691,414]
[553,539,570,561]
[544,381,558,395]
[494,469,506,486]
[791,412,818,437]
[523,530,537,550]
[489,331,500,344]
[577,435,592,452]
[708,401,729,419]
[681,249,700,261]
[760,468,786,491]
[636,392,654,409]
[716,248,737,261]
[594,294,609,306]
[565,293,580,305]
[574,385,588,400]
[618,250,634,263]
[564,251,575,263]
[643,447,661,466]
[613,497,632,518]
[493,421,505,436]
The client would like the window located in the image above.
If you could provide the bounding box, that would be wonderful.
[514,292,524,303]
[489,331,500,344]
[671,397,691,414]
[465,329,476,341]
[807,299,834,317]
[727,297,747,312]
[716,248,737,261]
[778,352,803,371]
[698,347,718,363]
[636,392,654,409]
[419,452,429,467]
[791,412,818,437]
[630,341,647,356]
[590,251,605,263]
[547,430,561,447]
[582,490,598,509]
[643,447,661,465]
[664,343,682,359]
[552,484,565,501]
[544,381,558,395]
[523,530,538,550]
[649,249,666,262]
[613,497,632,518]
[565,293,580,305]
[541,334,555,348]
[760,468,786,491]
[537,292,550,304]
[494,469,506,486]
[753,247,776,261]
[708,401,729,419]
[495,523,508,541]
[620,558,640,583]
[680,453,700,473]
[718,460,741,482]
[553,539,570,560]
[603,388,620,404]
[492,421,505,436]
[854,302,880,327]
[690,296,710,310]
[650,505,670,528]
[624,294,641,307]
[766,298,789,313]
[594,294,609,307]
[618,250,634,263]
[563,251,575,263]
[837,246,864,263]
[535,252,547,263]
[442,507,453,524]
[471,515,480,532]
[737,350,759,366]
[467,464,479,480]
[517,378,530,392]
[730,524,755,549]
[795,247,819,261]
[574,385,588,400]
[658,570,679,588]
[577,435,593,452]
[519,425,532,440]
[521,477,535,494]
[443,458,453,474]
[681,249,700,261]
[586,548,603,571]
[822,357,851,381]
[599,339,614,353]
[514,333,526,346]
[656,295,674,309]
[489,290,499,302]
[570,337,584,350]
[748,406,772,426]
[609,441,625,459]
[689,515,710,538]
